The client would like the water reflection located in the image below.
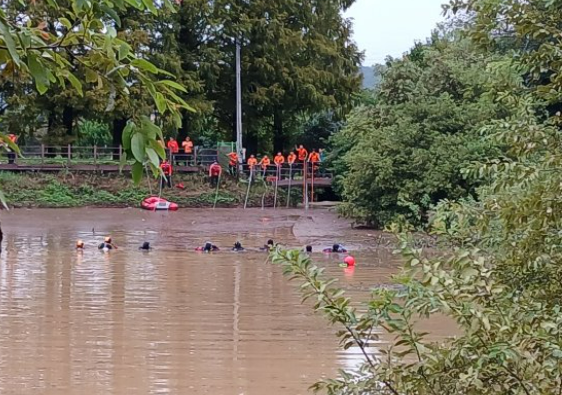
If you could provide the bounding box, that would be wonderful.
[0,208,408,395]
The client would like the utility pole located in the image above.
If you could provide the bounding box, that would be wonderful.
[235,38,243,167]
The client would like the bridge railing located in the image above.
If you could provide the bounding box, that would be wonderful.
[3,145,221,167]
[227,162,331,182]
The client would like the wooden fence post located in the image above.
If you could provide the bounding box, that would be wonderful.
[67,144,71,165]
[41,144,45,165]
[118,145,122,174]
[93,145,97,166]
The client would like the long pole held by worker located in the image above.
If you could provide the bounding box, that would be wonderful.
[244,167,253,209]
[302,161,307,207]
[310,162,314,209]
[286,164,293,208]
[273,165,280,209]
[213,172,222,209]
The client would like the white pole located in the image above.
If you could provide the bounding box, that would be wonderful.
[236,39,243,169]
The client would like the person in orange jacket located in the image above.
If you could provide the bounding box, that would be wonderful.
[287,152,297,165]
[259,155,271,177]
[209,161,222,187]
[160,159,173,188]
[297,145,308,162]
[274,152,285,166]
[308,149,321,175]
[181,136,194,165]
[247,155,258,176]
[7,133,17,164]
[167,137,179,165]
[308,149,320,163]
[228,151,238,176]
[274,152,285,179]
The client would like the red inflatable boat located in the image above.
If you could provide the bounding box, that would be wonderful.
[141,197,179,211]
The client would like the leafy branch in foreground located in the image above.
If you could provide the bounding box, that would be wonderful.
[271,241,562,395]
[0,0,193,184]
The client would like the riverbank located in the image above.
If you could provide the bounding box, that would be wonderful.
[0,172,303,209]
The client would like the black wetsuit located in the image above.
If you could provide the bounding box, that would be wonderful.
[98,242,113,250]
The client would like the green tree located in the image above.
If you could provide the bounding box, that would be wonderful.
[269,2,562,394]
[191,0,363,154]
[0,0,192,183]
[331,36,521,228]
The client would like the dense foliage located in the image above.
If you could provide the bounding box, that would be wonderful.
[331,36,525,227]
[272,0,562,394]
[0,0,192,182]
[0,0,362,154]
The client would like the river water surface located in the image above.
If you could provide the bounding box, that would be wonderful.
[0,208,451,395]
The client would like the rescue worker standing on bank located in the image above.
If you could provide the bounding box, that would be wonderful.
[181,136,194,166]
[167,137,179,165]
[247,155,258,176]
[297,145,308,175]
[7,133,17,164]
[308,149,321,175]
[160,159,173,189]
[259,155,271,177]
[274,152,285,179]
[228,151,238,176]
[209,161,222,187]
[287,151,297,179]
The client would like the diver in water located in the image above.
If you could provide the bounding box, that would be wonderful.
[260,239,276,252]
[305,245,313,254]
[139,242,152,251]
[323,244,347,253]
[98,236,116,251]
[232,241,245,252]
[196,242,220,253]
[76,240,85,250]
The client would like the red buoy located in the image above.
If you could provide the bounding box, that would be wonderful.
[344,256,356,267]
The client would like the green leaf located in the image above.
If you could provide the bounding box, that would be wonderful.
[27,54,49,94]
[141,0,158,14]
[131,161,143,185]
[146,147,160,168]
[85,68,98,83]
[154,92,167,114]
[149,139,166,159]
[0,21,20,66]
[101,5,122,27]
[131,133,146,163]
[58,17,72,29]
[118,43,130,61]
[131,58,158,74]
[65,71,83,96]
[156,79,187,92]
[123,0,143,9]
[122,121,134,151]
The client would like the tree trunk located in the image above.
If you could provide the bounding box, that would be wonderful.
[112,118,127,159]
[62,106,74,138]
[273,111,284,154]
[178,112,189,142]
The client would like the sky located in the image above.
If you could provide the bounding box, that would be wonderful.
[344,0,446,65]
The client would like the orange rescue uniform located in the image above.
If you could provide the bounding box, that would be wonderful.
[182,139,193,154]
[167,139,179,154]
[228,152,238,166]
[297,147,308,162]
[274,154,285,165]
[308,152,320,163]
[259,156,271,170]
[287,153,297,164]
[247,157,258,169]
[160,161,172,176]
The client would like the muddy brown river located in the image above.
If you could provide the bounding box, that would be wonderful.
[0,208,452,395]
